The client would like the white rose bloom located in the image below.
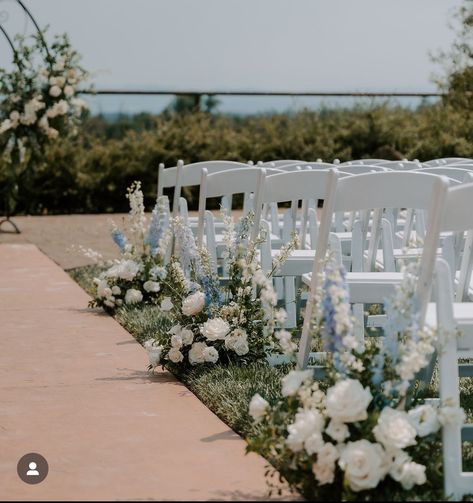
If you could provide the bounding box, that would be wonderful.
[168,347,184,363]
[203,346,219,364]
[161,297,173,312]
[408,404,441,437]
[304,432,324,455]
[49,85,62,97]
[104,299,115,308]
[188,342,207,365]
[281,370,313,397]
[312,443,339,485]
[170,334,183,349]
[201,317,230,341]
[233,337,249,356]
[182,291,205,316]
[145,344,163,368]
[249,393,269,422]
[325,379,372,423]
[111,285,121,295]
[106,260,141,281]
[438,404,466,426]
[326,420,350,443]
[286,409,324,452]
[180,328,194,346]
[124,288,143,305]
[143,280,160,293]
[373,407,417,450]
[225,329,247,350]
[96,279,111,298]
[397,461,427,490]
[339,440,388,492]
[64,85,75,97]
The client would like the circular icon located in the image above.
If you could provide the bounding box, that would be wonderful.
[17,453,48,484]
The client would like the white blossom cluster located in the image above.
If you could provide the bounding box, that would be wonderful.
[249,371,464,493]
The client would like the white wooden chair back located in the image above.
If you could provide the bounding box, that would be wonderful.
[173,160,251,218]
[297,171,450,368]
[259,159,304,167]
[414,166,473,182]
[377,160,424,170]
[340,159,387,165]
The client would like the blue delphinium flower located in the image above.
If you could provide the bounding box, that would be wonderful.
[173,218,202,278]
[145,198,169,256]
[111,228,128,252]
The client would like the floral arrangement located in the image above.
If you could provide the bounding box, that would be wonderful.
[247,258,465,500]
[144,213,298,369]
[0,28,89,215]
[90,182,172,311]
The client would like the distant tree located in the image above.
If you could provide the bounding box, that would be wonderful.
[434,0,473,109]
[166,94,220,114]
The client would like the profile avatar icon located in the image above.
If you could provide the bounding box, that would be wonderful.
[26,462,39,476]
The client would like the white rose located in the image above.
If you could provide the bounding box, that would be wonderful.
[104,299,115,308]
[64,85,75,97]
[304,432,324,455]
[49,85,62,97]
[286,409,324,452]
[203,346,219,364]
[170,335,183,349]
[339,440,388,492]
[182,291,205,316]
[233,337,249,356]
[161,297,173,312]
[143,280,160,293]
[249,393,269,422]
[312,443,339,485]
[146,346,162,368]
[325,379,372,423]
[111,285,121,295]
[408,404,441,437]
[188,342,207,365]
[124,288,143,305]
[326,420,350,443]
[96,279,111,298]
[225,328,247,350]
[438,404,466,426]
[106,260,141,281]
[373,407,417,450]
[281,370,313,397]
[397,461,426,490]
[200,317,230,341]
[168,347,184,364]
[180,328,194,346]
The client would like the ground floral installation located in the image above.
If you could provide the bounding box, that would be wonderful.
[0,28,89,215]
[89,182,172,311]
[247,257,465,501]
[144,211,299,370]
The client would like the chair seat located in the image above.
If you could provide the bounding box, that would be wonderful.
[302,271,403,303]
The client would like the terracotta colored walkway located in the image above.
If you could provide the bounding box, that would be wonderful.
[0,244,292,501]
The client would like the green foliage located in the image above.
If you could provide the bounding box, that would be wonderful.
[4,100,473,215]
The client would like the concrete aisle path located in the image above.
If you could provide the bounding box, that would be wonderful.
[0,244,292,501]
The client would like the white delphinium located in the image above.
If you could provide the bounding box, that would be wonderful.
[438,398,466,426]
[281,370,313,397]
[221,210,236,261]
[126,182,147,252]
[274,329,297,356]
[272,233,300,272]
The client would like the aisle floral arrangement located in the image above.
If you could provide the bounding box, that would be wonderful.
[90,182,172,311]
[247,258,465,500]
[0,28,89,215]
[144,212,299,369]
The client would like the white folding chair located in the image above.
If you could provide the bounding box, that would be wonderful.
[340,159,387,166]
[297,171,450,369]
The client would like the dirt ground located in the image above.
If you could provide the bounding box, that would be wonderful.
[0,214,127,269]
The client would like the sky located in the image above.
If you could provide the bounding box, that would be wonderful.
[0,0,464,114]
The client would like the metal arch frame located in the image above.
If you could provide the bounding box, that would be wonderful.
[0,0,49,233]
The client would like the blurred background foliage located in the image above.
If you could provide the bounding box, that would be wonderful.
[1,1,473,215]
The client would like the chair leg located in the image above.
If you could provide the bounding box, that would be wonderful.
[352,303,365,348]
[284,277,297,329]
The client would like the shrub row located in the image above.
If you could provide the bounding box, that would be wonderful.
[2,102,473,214]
